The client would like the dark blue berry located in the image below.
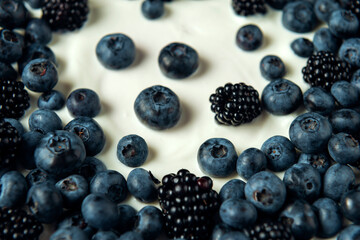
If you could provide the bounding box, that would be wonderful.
[330,108,360,135]
[261,79,302,115]
[0,29,23,64]
[117,134,148,167]
[90,170,128,204]
[127,168,157,203]
[96,33,136,70]
[314,0,341,22]
[351,69,360,92]
[29,109,62,134]
[289,112,332,154]
[328,9,359,39]
[290,37,314,57]
[141,0,164,20]
[26,168,56,187]
[64,116,106,156]
[244,171,286,213]
[219,179,245,202]
[259,55,286,80]
[25,18,52,45]
[313,28,341,53]
[341,190,360,224]
[158,42,199,79]
[78,156,107,183]
[18,43,56,73]
[0,171,28,208]
[18,130,43,169]
[331,81,360,108]
[236,24,263,51]
[134,206,163,240]
[337,225,360,240]
[236,147,266,179]
[115,204,137,234]
[282,1,318,33]
[298,152,330,175]
[303,86,335,116]
[57,211,95,238]
[339,38,360,68]
[66,88,101,118]
[197,138,237,177]
[219,199,257,229]
[56,174,88,209]
[50,226,88,240]
[0,0,29,29]
[134,85,181,130]
[38,90,65,110]
[22,58,58,92]
[211,224,233,240]
[261,135,296,172]
[328,132,360,165]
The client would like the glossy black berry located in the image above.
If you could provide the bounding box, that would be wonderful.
[243,219,295,240]
[232,0,267,16]
[210,82,262,126]
[158,169,220,240]
[302,51,351,91]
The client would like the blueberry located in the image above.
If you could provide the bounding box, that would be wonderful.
[117,134,148,167]
[290,37,314,58]
[66,88,101,118]
[18,130,43,169]
[96,33,136,70]
[50,226,88,240]
[313,27,341,53]
[266,0,288,9]
[134,85,181,130]
[219,179,245,202]
[25,0,45,9]
[0,171,28,208]
[341,190,360,224]
[56,174,89,209]
[236,148,266,179]
[211,223,233,240]
[261,79,302,115]
[219,199,257,229]
[197,138,237,177]
[312,198,343,238]
[27,182,63,223]
[0,0,29,29]
[78,156,107,183]
[289,112,332,154]
[29,109,62,134]
[219,231,250,240]
[35,130,86,177]
[314,0,341,22]
[280,200,318,240]
[90,170,128,204]
[4,118,24,136]
[134,206,163,240]
[244,171,286,213]
[38,90,65,110]
[115,204,137,234]
[57,211,96,238]
[26,168,56,187]
[337,225,360,240]
[119,231,144,240]
[298,152,330,175]
[329,9,359,39]
[141,0,164,20]
[303,86,335,116]
[235,24,263,51]
[25,18,52,45]
[328,132,360,165]
[330,108,360,135]
[339,38,360,68]
[92,231,118,240]
[261,135,296,172]
[22,58,58,92]
[127,168,157,203]
[331,81,360,108]
[0,61,17,80]
[81,193,119,230]
[64,117,106,156]
[0,29,23,64]
[158,42,199,79]
[18,43,56,73]
[259,55,286,81]
[282,1,318,33]
[323,163,356,202]
[283,163,321,202]
[351,69,360,92]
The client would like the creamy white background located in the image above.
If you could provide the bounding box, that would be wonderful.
[22,0,338,239]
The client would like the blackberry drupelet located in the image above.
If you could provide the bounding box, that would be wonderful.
[158,169,220,240]
[243,220,295,240]
[232,0,267,16]
[42,0,89,32]
[209,82,262,126]
[302,51,351,91]
[0,79,30,119]
[350,0,360,19]
[0,120,21,170]
[0,207,43,240]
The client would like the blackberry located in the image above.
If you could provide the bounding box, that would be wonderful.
[0,120,21,170]
[0,207,43,240]
[0,79,30,119]
[350,0,360,19]
[209,82,262,126]
[243,220,295,240]
[302,51,351,91]
[158,169,220,240]
[232,0,267,16]
[41,0,89,32]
